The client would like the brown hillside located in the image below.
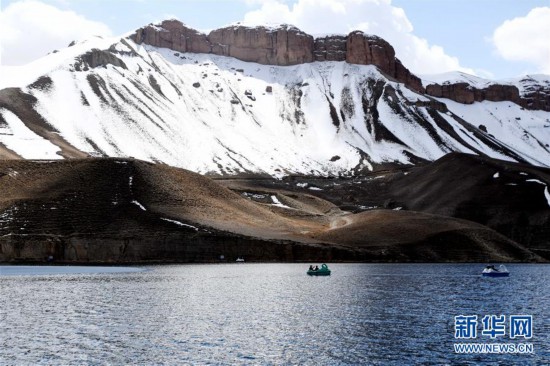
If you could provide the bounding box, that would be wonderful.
[0,158,542,263]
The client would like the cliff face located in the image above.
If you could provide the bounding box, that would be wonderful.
[346,32,424,93]
[129,20,550,111]
[425,79,550,112]
[313,35,347,61]
[520,76,550,111]
[130,20,421,92]
[132,19,211,54]
[425,83,522,105]
[208,25,314,65]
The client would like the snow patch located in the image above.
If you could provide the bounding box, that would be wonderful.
[0,109,62,159]
[270,195,292,209]
[160,218,198,231]
[526,179,550,208]
[131,200,146,211]
[526,179,546,185]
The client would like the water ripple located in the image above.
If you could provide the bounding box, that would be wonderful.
[1,263,548,365]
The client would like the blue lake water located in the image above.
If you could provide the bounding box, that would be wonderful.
[0,263,548,365]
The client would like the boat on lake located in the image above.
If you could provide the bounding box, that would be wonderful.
[482,264,509,277]
[307,263,331,276]
[236,257,245,262]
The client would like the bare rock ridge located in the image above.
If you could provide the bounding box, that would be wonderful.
[208,24,314,66]
[130,20,550,111]
[425,81,550,111]
[132,19,211,54]
[346,31,423,93]
[425,83,520,105]
[313,35,346,61]
[130,20,423,93]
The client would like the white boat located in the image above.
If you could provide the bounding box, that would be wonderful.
[482,264,509,277]
[236,257,245,262]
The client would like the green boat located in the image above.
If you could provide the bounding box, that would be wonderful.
[307,263,331,276]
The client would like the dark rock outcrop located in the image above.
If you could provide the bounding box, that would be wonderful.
[129,20,422,92]
[425,82,476,104]
[395,59,424,94]
[346,32,396,75]
[313,35,347,61]
[517,76,550,111]
[481,84,521,103]
[425,80,550,112]
[425,82,522,105]
[208,24,314,66]
[74,49,128,71]
[130,20,314,66]
[131,19,211,54]
[345,32,424,93]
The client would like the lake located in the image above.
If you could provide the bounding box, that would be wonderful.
[1,263,548,365]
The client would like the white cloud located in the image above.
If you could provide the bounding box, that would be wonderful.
[0,0,112,66]
[492,7,550,75]
[241,0,474,75]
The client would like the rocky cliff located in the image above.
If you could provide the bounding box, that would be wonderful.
[130,20,421,92]
[130,20,550,110]
[425,79,550,111]
[208,24,314,66]
[132,19,211,54]
[346,31,424,93]
[313,35,347,61]
[425,82,522,105]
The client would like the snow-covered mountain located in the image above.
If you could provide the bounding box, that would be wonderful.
[1,20,549,176]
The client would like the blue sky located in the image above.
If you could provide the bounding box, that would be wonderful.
[1,0,549,79]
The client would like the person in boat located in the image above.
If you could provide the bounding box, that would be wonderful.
[314,265,319,271]
[486,265,498,271]
[309,265,314,271]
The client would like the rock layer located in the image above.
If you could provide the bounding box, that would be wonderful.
[208,25,314,65]
[425,83,522,105]
[132,19,211,54]
[425,81,550,112]
[130,20,421,91]
[313,35,347,61]
[346,31,423,92]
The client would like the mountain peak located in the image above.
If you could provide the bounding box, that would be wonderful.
[1,18,550,174]
[129,19,422,92]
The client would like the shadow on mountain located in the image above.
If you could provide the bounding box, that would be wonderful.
[0,156,544,263]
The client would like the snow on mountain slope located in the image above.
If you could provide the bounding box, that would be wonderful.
[1,37,550,176]
[436,99,550,165]
[0,109,62,159]
[421,71,494,88]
